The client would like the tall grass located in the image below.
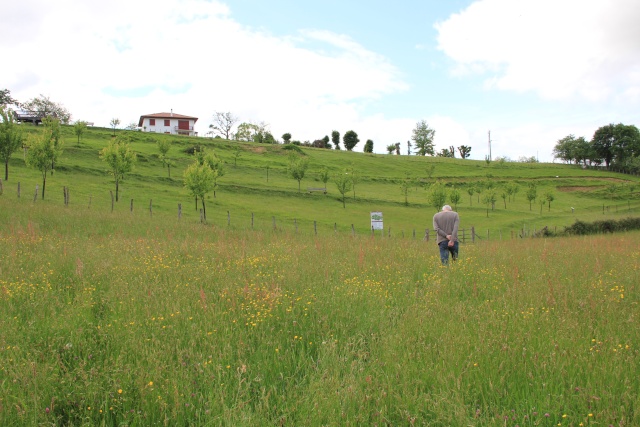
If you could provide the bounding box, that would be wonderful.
[0,197,638,426]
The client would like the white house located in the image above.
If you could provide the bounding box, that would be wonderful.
[138,111,198,136]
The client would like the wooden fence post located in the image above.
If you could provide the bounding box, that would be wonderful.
[424,229,429,241]
[17,182,20,198]
[413,229,416,239]
[33,184,39,202]
[388,227,391,238]
[227,210,230,226]
[149,199,152,217]
[334,222,337,233]
[130,199,134,213]
[314,221,317,235]
[351,224,355,236]
[178,203,182,220]
[471,226,475,243]
[251,213,254,229]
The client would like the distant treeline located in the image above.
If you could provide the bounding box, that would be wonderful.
[561,217,640,236]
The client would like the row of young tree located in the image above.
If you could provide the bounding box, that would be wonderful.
[553,123,640,172]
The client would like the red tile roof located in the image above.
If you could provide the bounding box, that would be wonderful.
[138,112,198,127]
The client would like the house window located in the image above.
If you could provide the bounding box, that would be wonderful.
[149,118,155,126]
[164,119,170,126]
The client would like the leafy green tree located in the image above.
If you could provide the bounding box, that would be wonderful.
[466,184,475,206]
[282,133,292,144]
[412,120,435,156]
[195,150,225,198]
[347,167,360,200]
[553,134,580,164]
[426,164,436,179]
[110,118,121,136]
[544,191,555,212]
[482,191,497,217]
[331,130,340,150]
[319,168,330,190]
[322,135,330,149]
[0,106,24,181]
[364,139,374,153]
[526,183,537,211]
[428,182,447,212]
[343,130,359,151]
[231,144,242,167]
[334,171,352,208]
[457,145,472,159]
[156,139,173,176]
[21,94,71,124]
[73,120,87,147]
[100,135,137,202]
[505,182,519,202]
[42,117,62,175]
[209,111,238,139]
[386,144,395,154]
[0,89,18,106]
[449,188,461,210]
[183,162,215,222]
[500,190,508,209]
[25,126,63,199]
[612,124,640,166]
[287,155,309,192]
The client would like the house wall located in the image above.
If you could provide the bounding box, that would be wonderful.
[142,118,195,134]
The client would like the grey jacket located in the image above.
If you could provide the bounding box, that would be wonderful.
[433,210,459,244]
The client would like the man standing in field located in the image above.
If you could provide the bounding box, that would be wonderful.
[433,204,459,265]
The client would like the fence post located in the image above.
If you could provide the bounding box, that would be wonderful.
[17,182,20,198]
[200,209,204,223]
[351,224,355,236]
[149,199,152,217]
[471,226,475,243]
[178,203,182,220]
[227,211,230,226]
[62,186,66,205]
[424,229,429,241]
[461,228,465,243]
[487,229,489,240]
[251,213,254,229]
[130,199,134,213]
[388,227,391,238]
[413,229,416,239]
[314,221,317,235]
[334,222,337,233]
[33,184,39,202]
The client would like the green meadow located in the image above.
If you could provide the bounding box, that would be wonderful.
[0,126,639,426]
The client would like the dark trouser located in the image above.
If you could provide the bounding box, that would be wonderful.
[438,241,459,265]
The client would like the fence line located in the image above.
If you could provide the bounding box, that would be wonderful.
[7,182,639,242]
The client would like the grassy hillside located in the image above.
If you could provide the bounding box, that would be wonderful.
[3,124,639,236]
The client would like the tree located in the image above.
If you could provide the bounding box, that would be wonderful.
[343,130,359,151]
[449,188,461,210]
[500,190,507,209]
[347,167,360,200]
[363,139,374,153]
[282,133,292,144]
[386,144,395,154]
[407,140,412,155]
[99,135,137,202]
[482,191,497,217]
[209,112,238,140]
[428,182,447,212]
[612,123,640,166]
[157,139,173,176]
[42,117,62,174]
[25,125,63,199]
[334,171,352,208]
[400,174,413,206]
[331,130,340,150]
[0,106,24,181]
[322,135,331,149]
[526,183,537,211]
[21,94,71,124]
[319,168,330,190]
[183,162,215,222]
[458,145,472,159]
[287,154,309,192]
[197,150,225,198]
[73,120,88,147]
[553,134,579,164]
[436,148,454,157]
[110,118,121,136]
[395,142,401,155]
[231,144,242,167]
[412,120,435,156]
[466,184,475,206]
[0,89,18,106]
[545,191,555,211]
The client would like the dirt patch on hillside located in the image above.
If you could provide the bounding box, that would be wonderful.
[249,146,266,154]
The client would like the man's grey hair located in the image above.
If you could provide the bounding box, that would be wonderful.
[442,205,452,211]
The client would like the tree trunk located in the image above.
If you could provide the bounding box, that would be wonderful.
[202,198,207,222]
[4,158,8,181]
[115,178,119,202]
[41,172,47,200]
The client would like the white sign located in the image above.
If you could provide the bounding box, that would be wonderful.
[370,212,383,230]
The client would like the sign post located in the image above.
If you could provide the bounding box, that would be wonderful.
[370,212,383,231]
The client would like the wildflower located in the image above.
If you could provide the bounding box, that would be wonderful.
[148,381,153,386]
[118,389,123,394]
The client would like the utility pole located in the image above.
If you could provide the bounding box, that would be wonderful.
[488,130,492,161]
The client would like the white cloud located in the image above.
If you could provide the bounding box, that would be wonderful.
[1,0,408,144]
[435,0,640,102]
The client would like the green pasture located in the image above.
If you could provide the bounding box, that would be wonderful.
[0,196,638,426]
[3,124,639,237]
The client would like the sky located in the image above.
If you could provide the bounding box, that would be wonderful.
[2,0,639,161]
